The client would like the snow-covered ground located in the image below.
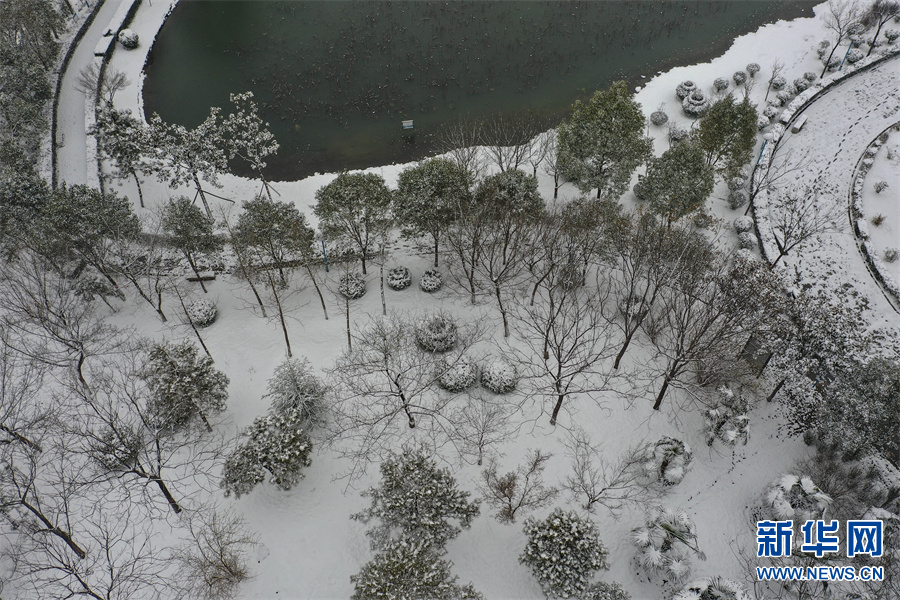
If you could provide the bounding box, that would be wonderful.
[38,2,900,599]
[858,128,900,289]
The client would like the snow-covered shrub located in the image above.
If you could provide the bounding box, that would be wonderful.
[264,358,326,424]
[727,177,745,191]
[668,124,689,144]
[419,268,443,292]
[762,106,779,122]
[770,75,787,90]
[632,506,703,583]
[728,189,748,210]
[633,180,647,201]
[713,77,729,93]
[803,71,818,82]
[386,266,411,290]
[737,232,756,250]
[775,90,793,106]
[756,115,770,130]
[221,406,313,498]
[676,80,697,100]
[793,77,810,92]
[641,437,693,486]
[520,508,609,599]
[848,23,865,47]
[846,48,865,64]
[480,359,518,394]
[691,211,711,229]
[672,577,752,600]
[650,110,669,126]
[826,56,842,71]
[885,248,899,263]
[816,40,831,59]
[733,216,754,233]
[703,386,750,447]
[733,71,747,86]
[414,313,458,352]
[339,272,366,299]
[762,474,832,521]
[436,355,477,392]
[746,63,760,77]
[874,180,889,193]
[582,582,631,600]
[118,29,138,49]
[682,89,710,117]
[886,28,900,43]
[186,298,217,327]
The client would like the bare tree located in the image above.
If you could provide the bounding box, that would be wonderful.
[219,207,267,318]
[113,215,174,323]
[768,185,842,268]
[763,59,785,103]
[452,390,518,466]
[75,63,131,105]
[436,117,486,181]
[479,449,558,524]
[481,112,548,173]
[745,149,814,216]
[862,0,900,56]
[562,429,665,517]
[542,132,569,200]
[820,0,862,77]
[526,129,556,177]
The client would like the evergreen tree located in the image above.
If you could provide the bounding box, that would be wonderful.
[642,141,714,224]
[91,106,150,207]
[350,539,484,600]
[221,406,313,498]
[557,81,652,199]
[263,357,326,425]
[162,196,222,293]
[143,340,229,433]
[692,95,757,178]
[313,172,392,275]
[352,450,480,550]
[234,197,315,286]
[394,158,472,267]
[221,91,280,199]
[520,508,609,599]
[0,145,49,247]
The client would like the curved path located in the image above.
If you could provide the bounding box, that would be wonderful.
[55,0,128,187]
[764,56,900,322]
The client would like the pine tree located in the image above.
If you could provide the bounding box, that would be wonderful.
[264,357,327,425]
[143,340,229,433]
[221,91,280,199]
[520,508,609,599]
[352,450,480,550]
[162,196,222,293]
[692,95,757,178]
[221,406,313,498]
[234,197,315,286]
[313,172,392,275]
[91,106,150,207]
[642,141,714,224]
[557,81,652,199]
[350,539,484,600]
[394,158,472,267]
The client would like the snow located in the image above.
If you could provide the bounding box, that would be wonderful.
[32,1,900,599]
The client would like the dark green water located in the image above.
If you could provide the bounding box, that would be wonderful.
[143,0,816,181]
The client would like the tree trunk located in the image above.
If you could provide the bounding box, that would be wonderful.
[769,250,786,269]
[0,423,42,452]
[867,23,884,57]
[653,374,672,410]
[150,475,183,514]
[767,378,786,402]
[186,253,208,293]
[613,333,634,370]
[132,171,144,208]
[380,260,387,316]
[360,253,367,275]
[177,289,213,360]
[345,296,352,351]
[304,264,328,320]
[192,172,212,217]
[821,44,839,78]
[268,271,292,358]
[549,393,565,425]
[433,236,440,268]
[20,499,87,559]
[494,283,509,338]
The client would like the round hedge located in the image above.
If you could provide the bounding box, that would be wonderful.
[386,266,411,290]
[339,272,367,299]
[419,269,443,293]
[650,110,668,126]
[187,299,217,327]
[415,314,458,352]
[436,356,478,392]
[481,359,518,394]
[675,80,696,100]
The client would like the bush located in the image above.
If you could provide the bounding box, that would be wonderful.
[414,313,458,352]
[762,474,831,521]
[770,75,786,90]
[826,56,842,71]
[885,248,899,263]
[650,110,669,126]
[436,356,478,392]
[632,506,702,583]
[733,216,754,233]
[728,189,748,210]
[886,28,900,43]
[118,29,139,49]
[713,77,729,93]
[641,437,693,486]
[737,231,756,250]
[746,63,760,77]
[727,177,745,191]
[803,71,817,82]
[676,80,696,100]
[691,211,711,229]
[846,48,864,64]
[816,40,831,58]
[775,90,792,106]
[762,105,779,120]
[756,115,770,131]
[419,268,443,292]
[672,577,752,600]
[481,359,518,394]
[339,272,367,299]
[732,71,747,86]
[632,180,646,201]
[874,180,889,193]
[187,298,217,327]
[668,124,689,144]
[703,386,750,447]
[520,508,609,599]
[264,358,326,424]
[386,266,411,290]
[793,77,810,92]
[582,582,631,600]
[682,90,710,117]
